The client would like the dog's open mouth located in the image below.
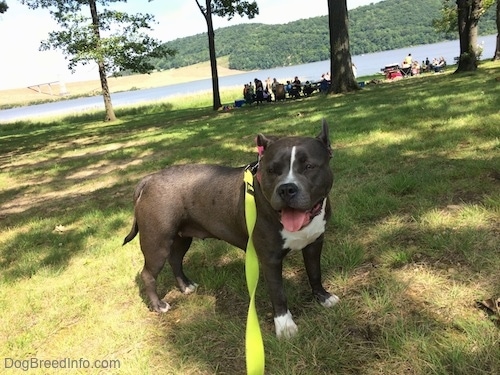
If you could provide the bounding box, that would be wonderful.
[279,200,324,232]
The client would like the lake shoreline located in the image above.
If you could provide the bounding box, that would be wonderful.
[0,61,247,108]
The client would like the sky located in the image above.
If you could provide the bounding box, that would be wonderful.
[0,0,382,90]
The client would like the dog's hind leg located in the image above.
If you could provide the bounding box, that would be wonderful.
[168,236,197,294]
[140,236,172,313]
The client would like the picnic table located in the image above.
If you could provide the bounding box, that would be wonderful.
[381,64,403,80]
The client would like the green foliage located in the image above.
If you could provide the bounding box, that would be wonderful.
[205,0,259,20]
[433,0,458,33]
[0,0,8,13]
[434,0,496,34]
[153,0,497,71]
[20,0,175,75]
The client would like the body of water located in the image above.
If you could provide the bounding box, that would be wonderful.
[222,34,497,84]
[0,34,496,122]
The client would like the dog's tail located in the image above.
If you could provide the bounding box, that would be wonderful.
[123,217,138,245]
[123,175,151,246]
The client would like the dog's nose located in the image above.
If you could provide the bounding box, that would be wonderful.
[277,183,299,201]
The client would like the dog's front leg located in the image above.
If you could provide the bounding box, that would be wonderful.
[260,259,298,338]
[302,239,340,308]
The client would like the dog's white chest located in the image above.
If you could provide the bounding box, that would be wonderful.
[281,200,327,251]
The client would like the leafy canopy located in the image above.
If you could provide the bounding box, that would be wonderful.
[433,0,496,33]
[20,0,174,75]
[196,0,258,20]
[0,1,8,13]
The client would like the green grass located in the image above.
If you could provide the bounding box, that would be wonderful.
[1,62,499,374]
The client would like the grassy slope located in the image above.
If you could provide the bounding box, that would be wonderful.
[0,62,499,374]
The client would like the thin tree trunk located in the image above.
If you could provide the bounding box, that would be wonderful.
[89,0,116,121]
[494,0,500,60]
[204,0,222,110]
[327,0,358,94]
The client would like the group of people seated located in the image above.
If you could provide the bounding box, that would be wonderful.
[396,53,447,78]
[285,76,303,98]
[319,72,331,93]
[423,57,446,73]
[243,75,320,104]
[243,78,272,104]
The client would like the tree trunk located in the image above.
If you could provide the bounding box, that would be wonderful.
[455,0,482,72]
[327,0,358,94]
[204,0,222,111]
[89,0,116,121]
[97,61,116,122]
[494,0,500,60]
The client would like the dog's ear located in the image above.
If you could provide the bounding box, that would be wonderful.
[317,119,333,158]
[256,134,272,156]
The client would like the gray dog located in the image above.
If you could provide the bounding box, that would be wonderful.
[123,120,339,338]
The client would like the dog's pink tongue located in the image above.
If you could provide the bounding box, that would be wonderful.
[281,208,309,232]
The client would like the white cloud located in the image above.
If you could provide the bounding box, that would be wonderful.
[0,3,98,89]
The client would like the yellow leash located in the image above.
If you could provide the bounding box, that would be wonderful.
[243,169,265,375]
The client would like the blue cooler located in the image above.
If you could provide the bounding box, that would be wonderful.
[234,99,245,107]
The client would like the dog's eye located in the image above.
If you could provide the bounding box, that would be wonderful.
[267,163,282,175]
[305,163,315,170]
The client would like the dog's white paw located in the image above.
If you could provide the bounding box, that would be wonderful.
[274,310,298,339]
[183,283,198,294]
[321,294,340,308]
[158,301,171,313]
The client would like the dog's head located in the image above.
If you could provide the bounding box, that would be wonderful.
[256,120,333,232]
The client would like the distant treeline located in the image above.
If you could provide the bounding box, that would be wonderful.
[151,0,497,72]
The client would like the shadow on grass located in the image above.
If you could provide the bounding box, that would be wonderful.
[0,186,130,282]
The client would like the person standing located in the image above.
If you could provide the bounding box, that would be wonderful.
[271,78,279,101]
[265,77,272,93]
[254,78,264,104]
[290,76,301,98]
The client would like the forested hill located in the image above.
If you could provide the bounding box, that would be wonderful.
[152,0,497,71]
